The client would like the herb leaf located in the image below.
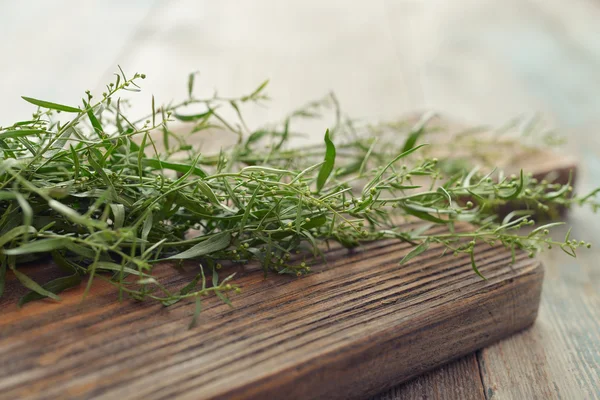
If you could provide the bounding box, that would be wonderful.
[19,274,82,306]
[400,239,430,264]
[12,269,61,301]
[168,232,231,260]
[316,129,336,192]
[21,96,81,113]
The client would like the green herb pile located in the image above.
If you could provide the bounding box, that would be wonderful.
[0,69,598,310]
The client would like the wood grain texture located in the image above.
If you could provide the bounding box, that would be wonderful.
[369,119,580,400]
[477,211,600,400]
[0,223,543,400]
[370,355,485,400]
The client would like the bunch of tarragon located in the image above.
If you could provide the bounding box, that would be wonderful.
[0,69,597,317]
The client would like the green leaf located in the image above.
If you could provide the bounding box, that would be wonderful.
[0,226,37,247]
[143,158,207,178]
[87,150,119,202]
[500,210,532,227]
[141,212,153,244]
[44,127,76,158]
[401,129,424,153]
[95,261,152,277]
[15,193,33,228]
[168,232,231,260]
[216,291,233,307]
[565,227,573,243]
[4,238,69,255]
[70,145,80,180]
[470,252,487,280]
[83,100,103,135]
[0,129,49,140]
[560,244,576,258]
[0,191,17,200]
[110,204,125,229]
[0,139,16,158]
[152,95,156,127]
[302,214,327,229]
[402,112,435,152]
[358,139,377,176]
[51,251,80,274]
[241,166,295,176]
[437,187,452,204]
[173,193,213,217]
[12,268,61,301]
[245,130,269,148]
[400,239,430,264]
[528,222,565,238]
[212,268,219,287]
[188,72,197,98]
[174,110,212,122]
[221,272,237,285]
[274,119,290,150]
[409,223,434,239]
[316,129,336,192]
[364,144,428,195]
[239,186,260,235]
[196,180,221,206]
[49,200,106,229]
[64,241,96,259]
[21,96,81,113]
[189,296,202,329]
[400,203,448,224]
[300,229,320,257]
[498,170,524,200]
[578,187,600,203]
[403,202,456,215]
[466,189,485,201]
[19,274,81,306]
[162,273,203,306]
[242,79,269,101]
[295,196,303,234]
[545,185,571,200]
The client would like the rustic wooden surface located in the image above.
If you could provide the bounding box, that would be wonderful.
[370,355,485,400]
[1,1,600,398]
[0,224,543,400]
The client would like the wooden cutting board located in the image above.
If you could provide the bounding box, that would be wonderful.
[0,223,540,400]
[0,141,576,400]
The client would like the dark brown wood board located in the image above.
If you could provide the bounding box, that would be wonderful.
[0,222,543,400]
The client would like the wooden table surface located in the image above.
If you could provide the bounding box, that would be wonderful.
[1,1,599,398]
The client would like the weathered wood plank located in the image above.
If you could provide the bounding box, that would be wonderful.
[477,212,600,400]
[0,223,542,400]
[371,355,485,400]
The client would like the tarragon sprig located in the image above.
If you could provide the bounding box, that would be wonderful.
[0,70,597,313]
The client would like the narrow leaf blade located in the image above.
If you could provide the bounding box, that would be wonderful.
[12,269,61,301]
[470,252,487,280]
[19,274,81,306]
[316,129,336,192]
[4,238,69,255]
[400,240,430,264]
[168,232,231,260]
[21,96,81,113]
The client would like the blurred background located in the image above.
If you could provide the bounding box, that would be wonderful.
[1,0,599,397]
[3,0,600,133]
[3,0,600,187]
